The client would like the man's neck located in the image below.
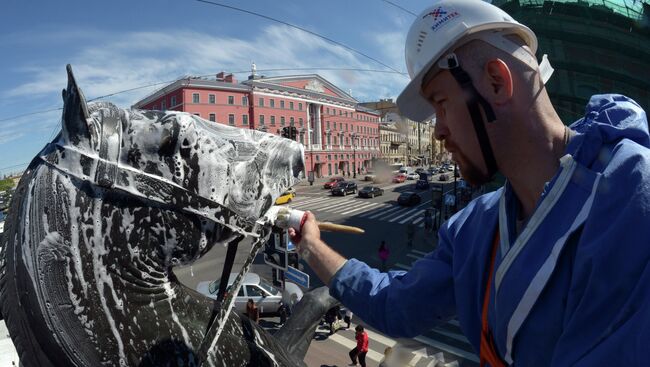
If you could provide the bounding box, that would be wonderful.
[499,110,567,220]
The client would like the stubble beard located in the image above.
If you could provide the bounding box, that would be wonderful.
[455,150,492,186]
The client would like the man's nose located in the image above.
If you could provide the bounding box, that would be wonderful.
[434,118,449,141]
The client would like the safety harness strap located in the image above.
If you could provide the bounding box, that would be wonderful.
[480,230,507,367]
[448,64,498,178]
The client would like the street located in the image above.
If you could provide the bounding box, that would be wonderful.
[173,172,480,366]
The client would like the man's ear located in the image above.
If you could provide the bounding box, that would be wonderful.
[484,58,513,105]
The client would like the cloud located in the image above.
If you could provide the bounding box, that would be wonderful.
[0,24,412,164]
[4,25,409,104]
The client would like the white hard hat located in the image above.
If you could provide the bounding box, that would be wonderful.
[397,0,539,122]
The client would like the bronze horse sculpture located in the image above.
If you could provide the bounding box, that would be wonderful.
[0,65,339,366]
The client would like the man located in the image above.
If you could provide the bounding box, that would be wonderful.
[288,0,650,365]
[349,325,369,367]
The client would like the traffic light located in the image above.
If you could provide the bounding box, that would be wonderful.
[281,127,290,138]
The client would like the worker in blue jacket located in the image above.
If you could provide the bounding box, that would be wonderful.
[288,0,650,365]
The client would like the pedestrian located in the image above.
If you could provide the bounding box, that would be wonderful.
[378,347,393,367]
[288,0,650,365]
[406,223,415,247]
[325,305,341,335]
[245,298,260,324]
[277,301,288,325]
[348,325,369,367]
[344,308,353,329]
[378,241,390,271]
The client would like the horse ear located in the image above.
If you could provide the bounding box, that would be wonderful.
[61,64,92,146]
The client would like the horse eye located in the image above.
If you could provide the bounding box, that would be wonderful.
[158,129,176,156]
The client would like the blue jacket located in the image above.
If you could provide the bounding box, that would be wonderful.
[330,95,650,366]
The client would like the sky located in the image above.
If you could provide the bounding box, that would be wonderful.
[0,0,438,176]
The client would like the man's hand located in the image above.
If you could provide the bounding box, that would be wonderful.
[287,211,320,255]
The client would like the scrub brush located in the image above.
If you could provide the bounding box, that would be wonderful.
[267,206,365,235]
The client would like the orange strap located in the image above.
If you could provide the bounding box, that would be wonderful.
[480,230,507,367]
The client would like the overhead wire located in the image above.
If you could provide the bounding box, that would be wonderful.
[380,0,417,16]
[195,0,406,75]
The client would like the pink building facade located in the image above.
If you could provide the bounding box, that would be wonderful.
[133,72,381,179]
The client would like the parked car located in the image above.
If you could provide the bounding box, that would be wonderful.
[393,174,407,183]
[274,187,296,205]
[196,272,303,315]
[331,181,358,196]
[415,168,425,174]
[358,186,384,198]
[397,191,422,206]
[439,174,449,181]
[406,172,420,180]
[416,179,430,190]
[323,176,345,189]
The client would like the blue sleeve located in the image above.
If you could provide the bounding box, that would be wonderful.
[329,233,456,338]
[550,141,650,366]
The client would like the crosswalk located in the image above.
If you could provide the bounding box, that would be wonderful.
[390,249,480,366]
[317,322,461,367]
[288,195,438,228]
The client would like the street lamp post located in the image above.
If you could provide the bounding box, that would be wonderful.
[352,133,357,179]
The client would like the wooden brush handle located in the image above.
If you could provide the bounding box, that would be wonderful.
[317,222,365,234]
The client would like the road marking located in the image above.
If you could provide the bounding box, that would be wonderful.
[366,205,404,219]
[414,335,480,363]
[412,217,424,224]
[374,206,412,221]
[359,205,393,218]
[291,197,331,208]
[397,209,425,224]
[395,263,412,270]
[407,253,421,260]
[412,249,428,256]
[448,319,461,327]
[430,328,471,344]
[339,202,381,215]
[311,198,358,211]
[388,207,423,223]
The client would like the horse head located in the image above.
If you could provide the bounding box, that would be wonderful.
[0,65,323,366]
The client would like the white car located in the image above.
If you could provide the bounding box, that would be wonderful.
[196,272,303,315]
[406,172,420,180]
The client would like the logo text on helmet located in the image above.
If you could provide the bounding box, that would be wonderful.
[423,6,460,32]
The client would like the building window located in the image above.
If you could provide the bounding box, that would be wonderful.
[270,99,275,108]
[299,133,304,144]
[281,116,286,126]
[299,118,303,127]
[334,136,337,145]
[259,97,264,107]
[270,116,276,126]
[339,110,342,116]
[259,115,265,125]
[298,103,303,111]
[328,164,332,175]
[152,104,157,110]
[171,96,177,106]
[209,113,216,122]
[194,113,200,117]
[161,100,166,110]
[192,93,200,104]
[280,100,285,109]
[242,96,248,105]
[208,94,215,104]
[290,117,295,126]
[339,123,342,130]
[228,96,234,105]
[327,121,330,130]
[327,135,331,145]
[228,114,235,125]
[289,101,294,110]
